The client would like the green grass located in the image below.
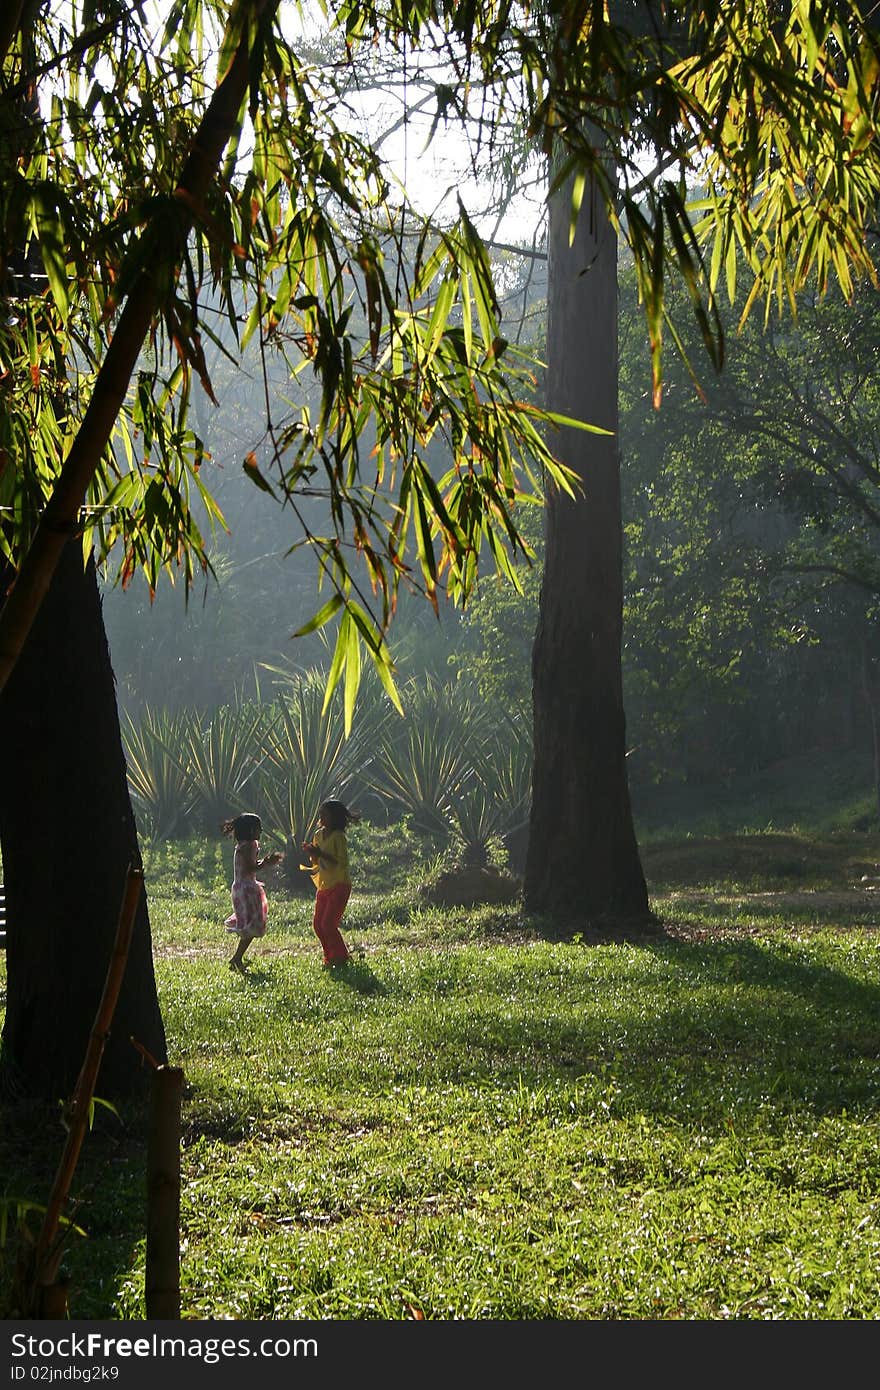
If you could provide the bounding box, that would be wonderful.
[642,830,880,893]
[2,826,880,1320]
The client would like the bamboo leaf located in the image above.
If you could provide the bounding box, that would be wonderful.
[293,592,344,638]
[243,453,278,497]
[569,168,586,248]
[543,410,613,435]
[343,608,361,734]
[323,609,350,712]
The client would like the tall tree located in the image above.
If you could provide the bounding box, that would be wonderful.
[0,6,167,1094]
[525,165,648,917]
[523,0,880,915]
[0,545,165,1096]
[341,0,880,917]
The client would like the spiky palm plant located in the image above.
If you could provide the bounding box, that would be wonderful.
[255,667,395,886]
[121,707,196,842]
[369,677,494,838]
[184,701,271,833]
[479,706,533,836]
[445,780,508,867]
[445,708,532,866]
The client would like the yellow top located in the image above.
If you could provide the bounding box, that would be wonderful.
[308,827,350,891]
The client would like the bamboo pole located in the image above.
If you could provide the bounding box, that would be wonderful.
[25,865,143,1316]
[145,1064,184,1319]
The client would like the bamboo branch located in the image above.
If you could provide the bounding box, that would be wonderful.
[25,864,144,1314]
[0,0,279,697]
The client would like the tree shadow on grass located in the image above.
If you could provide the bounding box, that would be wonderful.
[338,922,879,1126]
[450,932,880,1124]
[521,909,674,947]
[0,1097,148,1319]
[6,928,877,1316]
[323,958,387,996]
[639,932,880,1020]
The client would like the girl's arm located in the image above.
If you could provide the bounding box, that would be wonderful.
[241,842,281,872]
[303,841,337,865]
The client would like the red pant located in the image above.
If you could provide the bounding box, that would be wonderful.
[312,882,352,964]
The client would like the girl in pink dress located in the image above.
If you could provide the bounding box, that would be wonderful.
[222,812,282,974]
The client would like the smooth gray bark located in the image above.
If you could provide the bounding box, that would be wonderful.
[524,169,649,919]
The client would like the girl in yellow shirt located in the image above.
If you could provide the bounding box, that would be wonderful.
[302,800,360,966]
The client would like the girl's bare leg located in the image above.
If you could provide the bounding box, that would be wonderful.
[229,937,250,973]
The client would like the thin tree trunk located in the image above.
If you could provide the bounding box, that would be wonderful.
[524,162,648,920]
[0,544,166,1097]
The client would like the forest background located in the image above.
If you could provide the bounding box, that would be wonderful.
[104,239,880,851]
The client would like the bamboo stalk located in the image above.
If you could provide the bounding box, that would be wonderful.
[145,1065,184,1320]
[25,865,143,1314]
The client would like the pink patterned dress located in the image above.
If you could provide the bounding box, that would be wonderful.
[224,839,268,940]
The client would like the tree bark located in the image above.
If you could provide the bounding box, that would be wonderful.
[0,543,166,1098]
[524,164,649,920]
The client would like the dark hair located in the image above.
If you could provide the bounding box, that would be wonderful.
[223,812,262,842]
[318,800,360,832]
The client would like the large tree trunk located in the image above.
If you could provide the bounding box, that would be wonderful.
[0,542,166,1098]
[524,165,649,920]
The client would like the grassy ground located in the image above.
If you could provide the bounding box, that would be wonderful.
[1,816,879,1321]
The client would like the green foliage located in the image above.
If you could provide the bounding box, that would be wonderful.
[444,706,532,866]
[2,0,585,717]
[5,828,880,1319]
[183,701,271,832]
[123,700,277,841]
[633,744,878,844]
[344,818,433,895]
[444,784,508,868]
[254,666,395,848]
[453,503,544,708]
[122,706,197,841]
[618,253,880,787]
[367,676,495,838]
[358,677,533,865]
[121,667,535,869]
[3,0,879,717]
